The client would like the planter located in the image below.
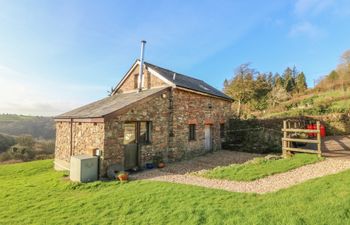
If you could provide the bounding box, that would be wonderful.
[117,173,128,182]
[158,162,165,168]
[146,163,154,169]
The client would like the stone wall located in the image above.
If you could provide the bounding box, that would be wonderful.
[102,88,232,171]
[224,119,282,153]
[224,113,350,154]
[54,121,105,162]
[310,113,350,135]
[55,122,71,162]
[55,87,232,175]
[117,64,166,93]
[103,88,170,171]
[71,122,105,155]
[170,89,232,160]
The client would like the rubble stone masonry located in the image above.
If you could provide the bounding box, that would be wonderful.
[55,87,231,175]
[55,121,105,163]
[117,64,166,93]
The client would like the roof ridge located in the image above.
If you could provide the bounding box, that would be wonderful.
[144,61,203,82]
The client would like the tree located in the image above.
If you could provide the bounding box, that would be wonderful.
[0,134,16,153]
[283,67,296,93]
[339,50,350,91]
[107,87,115,96]
[268,85,290,107]
[295,72,307,93]
[224,63,256,117]
[267,72,274,88]
[341,49,350,65]
[16,135,35,149]
[326,70,339,90]
[273,73,284,87]
[251,73,272,111]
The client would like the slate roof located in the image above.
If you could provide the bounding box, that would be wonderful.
[144,62,232,100]
[55,87,168,119]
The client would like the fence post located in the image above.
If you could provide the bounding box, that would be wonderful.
[283,120,287,157]
[316,121,322,157]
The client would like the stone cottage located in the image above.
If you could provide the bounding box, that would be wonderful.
[54,59,232,175]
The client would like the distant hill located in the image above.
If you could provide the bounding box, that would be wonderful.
[0,114,55,140]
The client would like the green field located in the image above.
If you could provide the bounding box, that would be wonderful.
[201,154,322,181]
[1,159,350,224]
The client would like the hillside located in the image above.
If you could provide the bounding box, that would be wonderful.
[261,89,350,118]
[0,114,55,140]
[224,49,350,119]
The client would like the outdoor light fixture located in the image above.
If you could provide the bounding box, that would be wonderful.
[208,103,212,109]
[162,93,167,98]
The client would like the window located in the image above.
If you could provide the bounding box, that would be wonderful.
[189,124,196,141]
[134,74,139,89]
[124,122,136,144]
[139,121,152,144]
[220,123,225,138]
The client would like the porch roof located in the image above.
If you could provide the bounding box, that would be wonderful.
[55,87,169,119]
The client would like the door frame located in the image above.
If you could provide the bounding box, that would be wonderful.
[123,122,139,169]
[123,121,151,169]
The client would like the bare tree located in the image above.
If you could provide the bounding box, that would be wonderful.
[268,85,290,107]
[224,63,256,117]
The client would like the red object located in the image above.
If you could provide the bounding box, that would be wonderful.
[320,125,326,138]
[312,124,317,137]
[307,124,313,137]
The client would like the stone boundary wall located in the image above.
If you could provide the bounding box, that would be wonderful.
[224,113,350,154]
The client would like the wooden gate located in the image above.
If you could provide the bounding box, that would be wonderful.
[282,120,322,157]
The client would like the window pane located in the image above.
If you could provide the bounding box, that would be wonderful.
[139,122,147,143]
[189,124,196,140]
[139,122,151,144]
[124,123,136,144]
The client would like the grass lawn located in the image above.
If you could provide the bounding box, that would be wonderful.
[2,159,350,224]
[200,154,322,181]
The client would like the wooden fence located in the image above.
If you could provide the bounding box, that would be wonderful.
[282,120,322,157]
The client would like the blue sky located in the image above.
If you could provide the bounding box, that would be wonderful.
[0,0,349,116]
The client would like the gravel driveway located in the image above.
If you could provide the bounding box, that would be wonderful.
[130,150,350,194]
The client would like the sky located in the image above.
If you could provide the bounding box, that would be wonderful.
[0,0,350,116]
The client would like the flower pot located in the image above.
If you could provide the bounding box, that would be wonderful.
[117,173,128,182]
[158,162,165,168]
[146,163,154,169]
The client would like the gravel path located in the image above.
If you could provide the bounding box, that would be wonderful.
[130,151,350,194]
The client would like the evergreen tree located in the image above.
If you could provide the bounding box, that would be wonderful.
[295,72,307,93]
[267,72,274,88]
[283,67,296,93]
[274,73,283,87]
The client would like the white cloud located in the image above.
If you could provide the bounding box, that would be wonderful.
[289,21,325,38]
[294,0,335,16]
[0,65,106,116]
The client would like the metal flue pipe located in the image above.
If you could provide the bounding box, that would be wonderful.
[138,40,146,92]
